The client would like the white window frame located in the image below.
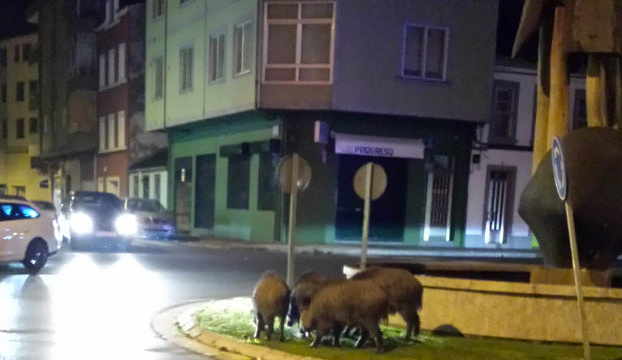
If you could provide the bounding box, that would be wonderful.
[108,48,116,86]
[99,54,106,89]
[401,24,450,82]
[233,20,252,77]
[208,32,226,83]
[179,45,194,92]
[117,110,126,149]
[154,56,164,100]
[107,113,116,149]
[263,1,336,85]
[118,43,126,82]
[152,0,164,19]
[99,116,106,151]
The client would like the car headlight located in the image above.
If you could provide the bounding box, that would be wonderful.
[70,212,94,234]
[115,214,138,236]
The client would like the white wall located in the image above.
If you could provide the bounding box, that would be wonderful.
[465,149,532,248]
[466,64,586,248]
[128,168,168,208]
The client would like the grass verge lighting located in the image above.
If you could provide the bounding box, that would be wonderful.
[69,213,94,234]
[115,214,138,236]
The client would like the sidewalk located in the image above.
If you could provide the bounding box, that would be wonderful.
[172,236,542,262]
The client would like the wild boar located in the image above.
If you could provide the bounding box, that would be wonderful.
[351,266,423,340]
[300,280,388,353]
[287,271,329,327]
[252,271,290,341]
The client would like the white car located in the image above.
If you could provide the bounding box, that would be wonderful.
[0,196,62,272]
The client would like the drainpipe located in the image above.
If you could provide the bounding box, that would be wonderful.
[162,0,168,131]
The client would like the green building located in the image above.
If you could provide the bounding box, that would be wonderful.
[145,0,499,246]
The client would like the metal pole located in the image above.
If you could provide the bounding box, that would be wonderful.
[565,202,591,360]
[360,162,373,270]
[286,153,299,287]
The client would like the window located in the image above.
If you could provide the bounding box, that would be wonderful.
[153,0,164,18]
[108,113,115,149]
[142,175,150,198]
[29,117,38,134]
[180,46,194,91]
[1,84,6,103]
[108,48,116,85]
[16,118,25,139]
[264,2,335,84]
[99,54,106,88]
[14,45,20,62]
[257,153,278,211]
[0,203,40,221]
[233,21,252,76]
[99,116,106,150]
[118,43,126,81]
[23,44,31,62]
[154,56,164,99]
[16,82,24,102]
[1,119,6,140]
[208,34,225,83]
[402,24,449,81]
[29,80,37,106]
[154,174,161,205]
[117,110,126,148]
[227,154,250,209]
[573,89,587,130]
[490,80,519,143]
[0,48,6,65]
[132,175,139,198]
[423,155,454,242]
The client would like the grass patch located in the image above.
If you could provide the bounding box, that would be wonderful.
[194,298,622,360]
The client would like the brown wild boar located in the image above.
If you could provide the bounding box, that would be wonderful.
[351,266,423,340]
[252,271,290,341]
[300,280,388,353]
[287,271,329,327]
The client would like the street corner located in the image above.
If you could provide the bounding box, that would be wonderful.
[152,299,320,360]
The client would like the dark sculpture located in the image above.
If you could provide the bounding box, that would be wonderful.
[519,128,622,270]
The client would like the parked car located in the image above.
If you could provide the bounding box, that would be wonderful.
[59,191,138,251]
[0,196,62,272]
[32,200,58,220]
[123,198,176,240]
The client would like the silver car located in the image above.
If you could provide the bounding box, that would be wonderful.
[123,198,176,240]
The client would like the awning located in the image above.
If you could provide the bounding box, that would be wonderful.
[334,133,424,159]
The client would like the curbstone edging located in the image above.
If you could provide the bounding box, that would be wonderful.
[175,302,327,360]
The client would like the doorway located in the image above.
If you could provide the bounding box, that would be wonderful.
[175,157,193,234]
[194,154,216,229]
[483,166,516,244]
[335,155,408,242]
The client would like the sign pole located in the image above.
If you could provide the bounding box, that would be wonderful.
[360,163,373,270]
[565,202,591,360]
[552,137,590,360]
[286,153,299,287]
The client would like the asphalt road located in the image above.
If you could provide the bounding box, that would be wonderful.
[0,240,355,360]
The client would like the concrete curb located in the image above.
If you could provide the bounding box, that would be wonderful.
[152,300,326,360]
[151,237,543,260]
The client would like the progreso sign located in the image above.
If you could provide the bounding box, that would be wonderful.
[334,133,424,159]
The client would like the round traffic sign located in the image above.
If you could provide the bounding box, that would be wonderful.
[353,163,387,200]
[552,137,567,201]
[278,154,312,193]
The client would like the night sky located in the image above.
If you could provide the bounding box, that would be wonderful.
[0,0,37,39]
[0,0,531,59]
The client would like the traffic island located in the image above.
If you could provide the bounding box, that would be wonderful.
[177,298,622,360]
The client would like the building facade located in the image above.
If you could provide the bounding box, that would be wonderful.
[0,32,49,200]
[465,58,587,249]
[96,0,166,199]
[27,0,103,208]
[146,0,498,242]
